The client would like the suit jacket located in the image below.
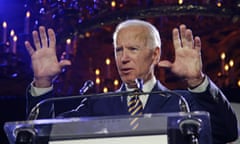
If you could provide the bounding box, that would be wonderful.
[27,79,238,144]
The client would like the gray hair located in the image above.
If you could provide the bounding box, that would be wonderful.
[113,19,161,49]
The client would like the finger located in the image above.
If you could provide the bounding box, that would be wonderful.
[194,36,201,52]
[59,59,72,68]
[24,41,35,56]
[172,28,181,50]
[157,60,172,68]
[39,26,48,48]
[185,29,194,49]
[48,28,56,50]
[32,30,41,50]
[179,24,187,47]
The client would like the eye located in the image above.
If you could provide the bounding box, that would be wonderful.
[115,47,123,53]
[129,47,138,51]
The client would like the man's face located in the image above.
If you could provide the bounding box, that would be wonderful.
[114,26,160,86]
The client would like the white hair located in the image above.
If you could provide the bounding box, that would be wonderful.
[113,19,161,49]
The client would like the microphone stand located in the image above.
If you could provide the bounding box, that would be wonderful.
[177,95,202,144]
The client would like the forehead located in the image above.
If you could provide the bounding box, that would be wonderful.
[116,26,148,45]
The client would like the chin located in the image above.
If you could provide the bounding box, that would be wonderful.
[121,77,137,85]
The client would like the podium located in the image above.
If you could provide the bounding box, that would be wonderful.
[4,111,212,144]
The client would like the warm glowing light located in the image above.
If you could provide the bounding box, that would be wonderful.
[103,87,108,93]
[105,58,111,65]
[111,1,116,8]
[13,35,17,42]
[238,80,240,87]
[224,64,229,72]
[26,11,31,18]
[216,1,222,7]
[220,52,226,60]
[66,38,71,44]
[229,59,234,67]
[96,77,101,85]
[217,72,222,77]
[2,21,7,28]
[178,0,183,5]
[114,79,119,86]
[85,32,91,38]
[10,29,15,37]
[95,69,100,76]
[119,3,124,8]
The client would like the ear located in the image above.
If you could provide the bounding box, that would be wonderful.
[153,47,161,65]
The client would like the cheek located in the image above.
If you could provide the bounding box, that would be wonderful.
[138,56,154,73]
[115,57,121,67]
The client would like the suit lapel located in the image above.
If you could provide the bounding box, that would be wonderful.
[117,85,129,114]
[144,81,170,113]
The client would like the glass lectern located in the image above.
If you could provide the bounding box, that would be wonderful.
[4,111,212,144]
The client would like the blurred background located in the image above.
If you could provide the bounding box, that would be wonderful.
[0,0,240,143]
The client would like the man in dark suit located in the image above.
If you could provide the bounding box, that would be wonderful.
[25,19,238,143]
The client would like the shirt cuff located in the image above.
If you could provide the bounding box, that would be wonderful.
[188,76,209,93]
[30,81,53,97]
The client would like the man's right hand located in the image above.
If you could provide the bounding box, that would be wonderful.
[25,26,71,88]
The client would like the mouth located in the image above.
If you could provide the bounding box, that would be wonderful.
[120,68,133,74]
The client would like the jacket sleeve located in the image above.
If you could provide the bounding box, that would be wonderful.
[26,84,55,119]
[189,77,238,143]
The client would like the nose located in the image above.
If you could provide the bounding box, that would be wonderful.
[121,49,130,64]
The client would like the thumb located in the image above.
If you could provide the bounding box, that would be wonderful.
[59,59,72,68]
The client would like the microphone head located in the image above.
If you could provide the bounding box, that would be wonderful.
[79,80,94,94]
[84,80,94,88]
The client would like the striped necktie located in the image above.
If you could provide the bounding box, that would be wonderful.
[128,92,143,130]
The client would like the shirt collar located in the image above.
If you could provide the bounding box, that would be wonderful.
[125,77,157,92]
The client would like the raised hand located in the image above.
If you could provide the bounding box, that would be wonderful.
[158,24,204,87]
[25,26,71,87]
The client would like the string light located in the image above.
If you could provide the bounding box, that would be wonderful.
[66,38,71,45]
[85,32,91,38]
[224,64,229,72]
[220,52,226,60]
[103,87,108,93]
[178,0,183,5]
[2,21,7,43]
[13,35,18,54]
[96,77,101,85]
[216,0,222,7]
[2,21,7,28]
[229,59,234,67]
[114,79,119,86]
[217,72,222,77]
[105,58,111,65]
[10,29,15,37]
[26,11,31,18]
[95,68,100,76]
[111,1,116,8]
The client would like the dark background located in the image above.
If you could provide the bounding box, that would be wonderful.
[0,0,240,143]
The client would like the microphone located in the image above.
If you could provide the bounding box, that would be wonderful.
[27,80,94,120]
[73,80,94,111]
[79,80,94,95]
[27,90,133,120]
